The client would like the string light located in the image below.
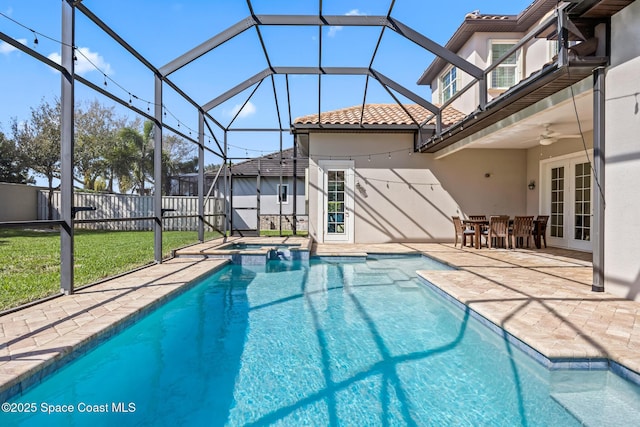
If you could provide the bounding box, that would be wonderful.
[0,11,428,163]
[1,11,216,145]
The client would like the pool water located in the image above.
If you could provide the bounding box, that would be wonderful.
[4,256,640,426]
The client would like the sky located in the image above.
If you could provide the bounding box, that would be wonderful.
[0,0,534,180]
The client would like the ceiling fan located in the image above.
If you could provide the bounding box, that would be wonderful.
[538,123,581,145]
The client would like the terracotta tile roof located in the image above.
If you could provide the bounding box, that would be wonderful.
[293,104,466,128]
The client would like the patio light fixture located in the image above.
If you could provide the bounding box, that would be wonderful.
[528,180,536,190]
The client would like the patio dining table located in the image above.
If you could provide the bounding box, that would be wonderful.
[462,218,545,250]
[462,219,489,250]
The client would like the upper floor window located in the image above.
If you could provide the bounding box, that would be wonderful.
[440,67,457,103]
[490,41,521,89]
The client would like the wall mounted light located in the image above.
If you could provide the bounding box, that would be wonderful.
[528,180,536,190]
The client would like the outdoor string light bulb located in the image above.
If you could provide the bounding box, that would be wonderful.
[32,30,38,46]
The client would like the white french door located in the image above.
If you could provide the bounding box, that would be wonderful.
[541,153,593,251]
[318,160,354,243]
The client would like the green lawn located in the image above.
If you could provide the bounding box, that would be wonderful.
[0,229,220,311]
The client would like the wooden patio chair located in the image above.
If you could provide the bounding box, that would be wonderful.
[468,215,486,221]
[535,215,549,248]
[511,216,535,248]
[452,216,475,248]
[482,215,510,248]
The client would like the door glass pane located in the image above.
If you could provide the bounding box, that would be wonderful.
[327,169,346,234]
[574,162,591,241]
[550,166,564,238]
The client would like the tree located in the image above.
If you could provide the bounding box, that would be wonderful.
[0,129,33,184]
[12,98,61,219]
[113,121,153,195]
[74,100,125,191]
[161,133,198,195]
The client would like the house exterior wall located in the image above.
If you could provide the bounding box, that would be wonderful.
[0,183,43,221]
[525,133,593,216]
[604,0,640,301]
[432,26,556,115]
[308,133,526,243]
[230,176,306,230]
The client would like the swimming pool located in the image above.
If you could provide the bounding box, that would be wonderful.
[4,256,640,425]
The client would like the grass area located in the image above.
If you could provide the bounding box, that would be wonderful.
[0,229,220,311]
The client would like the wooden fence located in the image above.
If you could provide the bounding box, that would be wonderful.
[38,191,224,231]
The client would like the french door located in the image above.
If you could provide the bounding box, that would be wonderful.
[318,160,354,243]
[542,153,592,251]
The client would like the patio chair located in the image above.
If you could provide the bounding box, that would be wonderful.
[535,215,549,248]
[452,216,475,248]
[468,215,487,221]
[511,216,535,248]
[482,215,510,248]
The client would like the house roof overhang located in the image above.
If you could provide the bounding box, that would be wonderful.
[417,56,607,154]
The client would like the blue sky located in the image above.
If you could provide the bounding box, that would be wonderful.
[0,0,533,170]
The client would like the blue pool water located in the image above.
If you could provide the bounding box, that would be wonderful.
[4,256,640,426]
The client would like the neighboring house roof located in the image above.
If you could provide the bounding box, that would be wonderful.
[293,103,466,128]
[417,0,558,85]
[228,148,308,178]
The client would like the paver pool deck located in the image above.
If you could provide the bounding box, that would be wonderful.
[1,239,639,401]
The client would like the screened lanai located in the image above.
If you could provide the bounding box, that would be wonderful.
[0,0,606,302]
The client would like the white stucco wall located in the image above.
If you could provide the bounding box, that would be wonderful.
[604,0,640,301]
[432,29,556,115]
[229,177,306,230]
[307,133,527,243]
[0,183,43,221]
[525,135,593,216]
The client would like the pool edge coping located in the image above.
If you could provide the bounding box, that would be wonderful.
[416,274,640,387]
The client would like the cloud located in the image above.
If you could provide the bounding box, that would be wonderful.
[48,46,113,76]
[327,9,363,37]
[230,101,256,119]
[0,38,27,55]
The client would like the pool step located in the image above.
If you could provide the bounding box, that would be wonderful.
[551,386,640,426]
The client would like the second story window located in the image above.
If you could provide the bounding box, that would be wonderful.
[440,67,457,103]
[490,41,521,89]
